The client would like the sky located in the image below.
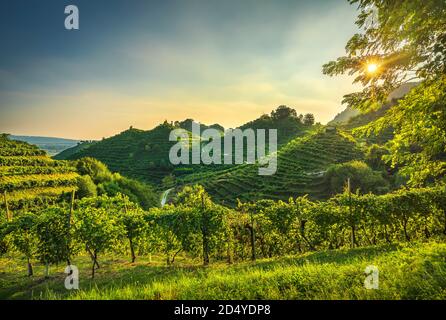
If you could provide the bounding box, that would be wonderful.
[0,0,362,140]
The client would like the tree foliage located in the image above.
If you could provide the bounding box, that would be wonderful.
[323,0,446,185]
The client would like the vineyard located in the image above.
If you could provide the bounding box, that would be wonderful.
[0,182,445,299]
[58,123,204,185]
[0,134,78,209]
[1,123,445,301]
[1,0,445,303]
[178,129,364,205]
[55,112,313,187]
[1,103,445,300]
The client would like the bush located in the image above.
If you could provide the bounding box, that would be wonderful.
[75,157,113,184]
[74,158,158,209]
[76,175,97,198]
[324,160,389,195]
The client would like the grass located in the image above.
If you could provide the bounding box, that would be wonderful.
[1,241,445,300]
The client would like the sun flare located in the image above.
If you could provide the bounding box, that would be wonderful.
[367,63,379,74]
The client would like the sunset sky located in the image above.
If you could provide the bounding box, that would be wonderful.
[0,0,362,140]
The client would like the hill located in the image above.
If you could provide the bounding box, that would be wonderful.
[238,112,310,146]
[55,107,313,186]
[328,107,360,126]
[175,119,224,133]
[52,140,97,160]
[58,123,185,184]
[177,128,363,206]
[328,83,419,129]
[10,135,80,156]
[0,134,78,209]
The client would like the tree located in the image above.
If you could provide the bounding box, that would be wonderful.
[271,105,297,120]
[363,79,446,185]
[323,0,446,185]
[149,206,182,266]
[76,157,158,209]
[365,144,390,171]
[303,113,315,126]
[75,157,113,184]
[114,175,158,210]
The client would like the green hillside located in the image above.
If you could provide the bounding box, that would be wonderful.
[238,109,311,146]
[55,107,313,186]
[328,106,360,126]
[0,134,78,209]
[177,128,363,205]
[60,123,179,184]
[330,83,419,144]
[52,140,97,160]
[52,109,361,204]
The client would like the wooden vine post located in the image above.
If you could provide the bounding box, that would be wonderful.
[3,190,11,221]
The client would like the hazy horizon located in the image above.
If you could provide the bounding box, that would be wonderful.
[1,0,362,140]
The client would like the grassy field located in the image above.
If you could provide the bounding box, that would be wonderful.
[1,241,445,300]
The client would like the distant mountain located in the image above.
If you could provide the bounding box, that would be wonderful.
[328,107,360,126]
[386,83,418,102]
[10,135,81,156]
[327,83,419,126]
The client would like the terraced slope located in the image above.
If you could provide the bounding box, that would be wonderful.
[60,121,311,187]
[0,134,78,209]
[178,129,363,206]
[62,123,185,184]
[55,107,312,186]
